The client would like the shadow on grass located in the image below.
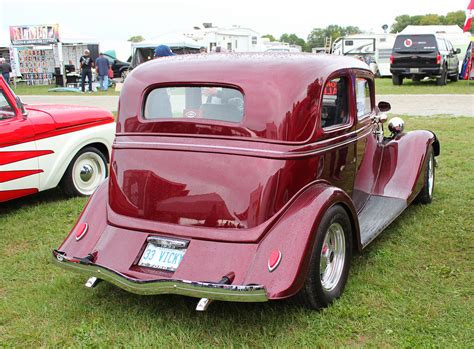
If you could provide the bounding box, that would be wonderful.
[0,187,72,215]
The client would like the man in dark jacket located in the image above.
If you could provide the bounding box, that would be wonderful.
[0,58,12,85]
[80,49,94,92]
[95,52,110,91]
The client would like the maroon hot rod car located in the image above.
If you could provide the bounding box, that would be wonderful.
[53,53,439,310]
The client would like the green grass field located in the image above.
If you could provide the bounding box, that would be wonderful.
[1,116,473,347]
[375,78,474,95]
[11,83,120,96]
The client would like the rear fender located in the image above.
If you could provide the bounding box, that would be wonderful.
[58,179,109,257]
[243,182,359,299]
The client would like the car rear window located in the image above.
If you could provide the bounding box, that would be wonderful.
[144,86,244,123]
[393,35,437,53]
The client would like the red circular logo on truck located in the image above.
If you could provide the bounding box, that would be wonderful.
[404,38,413,48]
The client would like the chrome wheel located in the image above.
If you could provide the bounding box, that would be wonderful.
[72,152,106,195]
[320,222,346,292]
[428,154,434,197]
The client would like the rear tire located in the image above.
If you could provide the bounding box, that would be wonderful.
[436,67,447,86]
[392,74,403,85]
[60,147,108,197]
[415,146,435,204]
[297,205,352,309]
[449,69,459,82]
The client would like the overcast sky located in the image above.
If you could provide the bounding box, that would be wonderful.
[1,0,470,43]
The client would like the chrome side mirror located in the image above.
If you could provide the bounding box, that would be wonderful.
[388,117,405,135]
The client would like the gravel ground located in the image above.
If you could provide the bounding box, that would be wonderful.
[20,94,474,116]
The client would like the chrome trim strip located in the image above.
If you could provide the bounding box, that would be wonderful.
[114,126,373,159]
[52,251,268,302]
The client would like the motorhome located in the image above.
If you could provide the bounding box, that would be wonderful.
[331,33,396,77]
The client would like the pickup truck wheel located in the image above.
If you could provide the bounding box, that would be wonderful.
[449,69,459,82]
[392,74,403,85]
[297,205,352,309]
[436,68,447,86]
[60,147,108,197]
[415,146,435,204]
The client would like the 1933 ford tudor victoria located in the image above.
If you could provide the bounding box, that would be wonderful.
[53,53,439,310]
[0,77,115,202]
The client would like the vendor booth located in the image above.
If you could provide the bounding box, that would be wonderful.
[8,24,98,86]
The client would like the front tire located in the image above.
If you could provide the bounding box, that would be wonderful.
[436,67,448,86]
[298,205,352,309]
[415,146,435,204]
[60,147,108,197]
[121,69,129,82]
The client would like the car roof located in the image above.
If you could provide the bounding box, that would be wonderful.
[118,53,371,143]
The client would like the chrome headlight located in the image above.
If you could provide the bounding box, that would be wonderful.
[388,117,405,135]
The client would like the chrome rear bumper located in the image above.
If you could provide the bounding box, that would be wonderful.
[52,250,268,302]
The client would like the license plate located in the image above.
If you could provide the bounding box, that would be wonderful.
[410,68,420,73]
[138,237,188,271]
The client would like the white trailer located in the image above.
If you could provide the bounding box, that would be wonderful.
[331,33,396,77]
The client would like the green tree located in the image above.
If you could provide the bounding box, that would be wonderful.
[444,10,467,28]
[306,25,361,51]
[280,33,307,51]
[419,14,443,25]
[391,11,467,33]
[262,34,276,42]
[128,35,145,43]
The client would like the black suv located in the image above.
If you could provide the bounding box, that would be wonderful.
[390,34,460,86]
[104,53,131,81]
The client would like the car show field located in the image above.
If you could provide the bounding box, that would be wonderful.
[1,115,472,347]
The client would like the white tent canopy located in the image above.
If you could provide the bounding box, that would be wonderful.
[401,25,464,34]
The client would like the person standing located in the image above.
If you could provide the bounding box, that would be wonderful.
[95,52,110,91]
[80,49,94,92]
[0,58,12,85]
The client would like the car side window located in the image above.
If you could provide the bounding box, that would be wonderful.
[355,78,372,118]
[321,77,349,128]
[0,90,15,120]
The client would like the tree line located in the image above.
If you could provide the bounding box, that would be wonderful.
[264,10,469,52]
[128,10,471,52]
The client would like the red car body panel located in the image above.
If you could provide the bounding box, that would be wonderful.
[0,76,115,202]
[54,54,439,302]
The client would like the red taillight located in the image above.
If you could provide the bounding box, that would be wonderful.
[436,53,441,65]
[75,223,89,241]
[390,55,394,65]
[268,250,282,272]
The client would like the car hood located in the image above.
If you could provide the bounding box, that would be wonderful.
[26,104,114,129]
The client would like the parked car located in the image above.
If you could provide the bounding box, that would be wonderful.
[0,76,115,202]
[390,34,460,85]
[53,54,440,311]
[103,53,130,81]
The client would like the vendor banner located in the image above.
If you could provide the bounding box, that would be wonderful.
[10,24,60,45]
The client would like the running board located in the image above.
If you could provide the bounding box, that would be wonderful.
[358,195,407,248]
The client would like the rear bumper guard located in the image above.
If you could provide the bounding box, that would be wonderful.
[52,250,268,302]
